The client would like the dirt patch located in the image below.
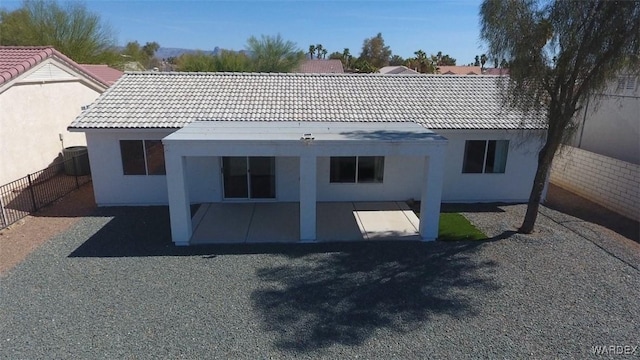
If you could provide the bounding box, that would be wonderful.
[0,183,95,275]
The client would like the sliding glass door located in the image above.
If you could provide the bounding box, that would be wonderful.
[222,157,275,199]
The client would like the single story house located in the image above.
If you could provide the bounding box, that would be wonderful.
[0,46,114,185]
[69,72,545,246]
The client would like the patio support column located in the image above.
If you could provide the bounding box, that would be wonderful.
[419,147,445,241]
[299,155,317,242]
[165,149,192,246]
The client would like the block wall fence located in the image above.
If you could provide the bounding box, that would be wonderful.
[550,145,639,221]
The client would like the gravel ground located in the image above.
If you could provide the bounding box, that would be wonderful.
[1,203,638,359]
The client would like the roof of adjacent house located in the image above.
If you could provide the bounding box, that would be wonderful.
[79,64,123,85]
[69,72,546,130]
[483,68,510,76]
[379,66,421,75]
[296,59,344,73]
[436,66,482,75]
[0,46,110,88]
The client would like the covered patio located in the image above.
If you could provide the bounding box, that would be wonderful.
[190,201,422,244]
[163,121,447,246]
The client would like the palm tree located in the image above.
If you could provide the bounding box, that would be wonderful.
[414,50,428,73]
[342,48,351,69]
[321,48,327,59]
[480,54,487,70]
[309,44,316,59]
[315,44,323,59]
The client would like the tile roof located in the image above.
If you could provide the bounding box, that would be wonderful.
[0,46,110,88]
[483,68,510,76]
[296,59,344,73]
[69,72,546,130]
[436,66,482,75]
[379,66,421,75]
[79,64,123,85]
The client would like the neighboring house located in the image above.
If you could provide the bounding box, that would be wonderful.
[436,66,482,75]
[79,64,123,86]
[379,66,421,75]
[569,73,639,164]
[483,68,510,76]
[0,46,111,185]
[69,72,546,245]
[296,59,344,73]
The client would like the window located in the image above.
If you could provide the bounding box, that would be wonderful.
[120,140,166,175]
[330,156,384,183]
[462,140,509,174]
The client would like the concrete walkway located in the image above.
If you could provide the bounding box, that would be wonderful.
[190,202,421,244]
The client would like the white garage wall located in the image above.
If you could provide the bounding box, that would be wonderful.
[438,130,543,203]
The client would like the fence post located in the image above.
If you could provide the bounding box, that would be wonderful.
[74,156,80,189]
[0,196,7,228]
[27,174,38,211]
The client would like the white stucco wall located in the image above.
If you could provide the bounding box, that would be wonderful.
[316,156,424,202]
[0,81,100,184]
[569,78,640,165]
[87,128,543,206]
[85,131,175,206]
[437,130,543,203]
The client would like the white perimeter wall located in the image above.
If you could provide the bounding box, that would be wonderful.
[569,82,640,165]
[88,129,543,206]
[550,145,639,221]
[0,82,99,184]
[438,130,543,203]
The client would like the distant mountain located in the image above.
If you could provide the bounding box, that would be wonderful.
[155,47,220,60]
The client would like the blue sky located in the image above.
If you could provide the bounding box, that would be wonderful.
[2,0,486,64]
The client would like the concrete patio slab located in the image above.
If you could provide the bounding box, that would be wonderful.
[317,202,364,242]
[191,203,254,244]
[246,203,299,243]
[190,201,420,244]
[354,202,420,240]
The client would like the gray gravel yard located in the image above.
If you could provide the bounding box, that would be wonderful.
[1,203,638,359]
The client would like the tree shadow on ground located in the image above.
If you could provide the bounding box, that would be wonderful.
[544,184,639,243]
[250,240,501,352]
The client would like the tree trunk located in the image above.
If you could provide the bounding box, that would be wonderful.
[519,129,564,234]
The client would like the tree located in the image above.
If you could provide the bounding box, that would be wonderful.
[480,0,639,233]
[0,0,117,64]
[215,50,251,72]
[499,58,509,68]
[175,51,217,72]
[352,58,376,73]
[480,53,488,70]
[389,55,404,66]
[405,50,435,73]
[342,48,352,69]
[431,52,456,66]
[309,44,316,59]
[315,44,324,59]
[122,41,160,69]
[246,34,305,72]
[359,33,392,68]
[321,48,328,59]
[474,55,480,66]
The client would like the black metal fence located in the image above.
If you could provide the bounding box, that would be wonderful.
[0,155,91,229]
